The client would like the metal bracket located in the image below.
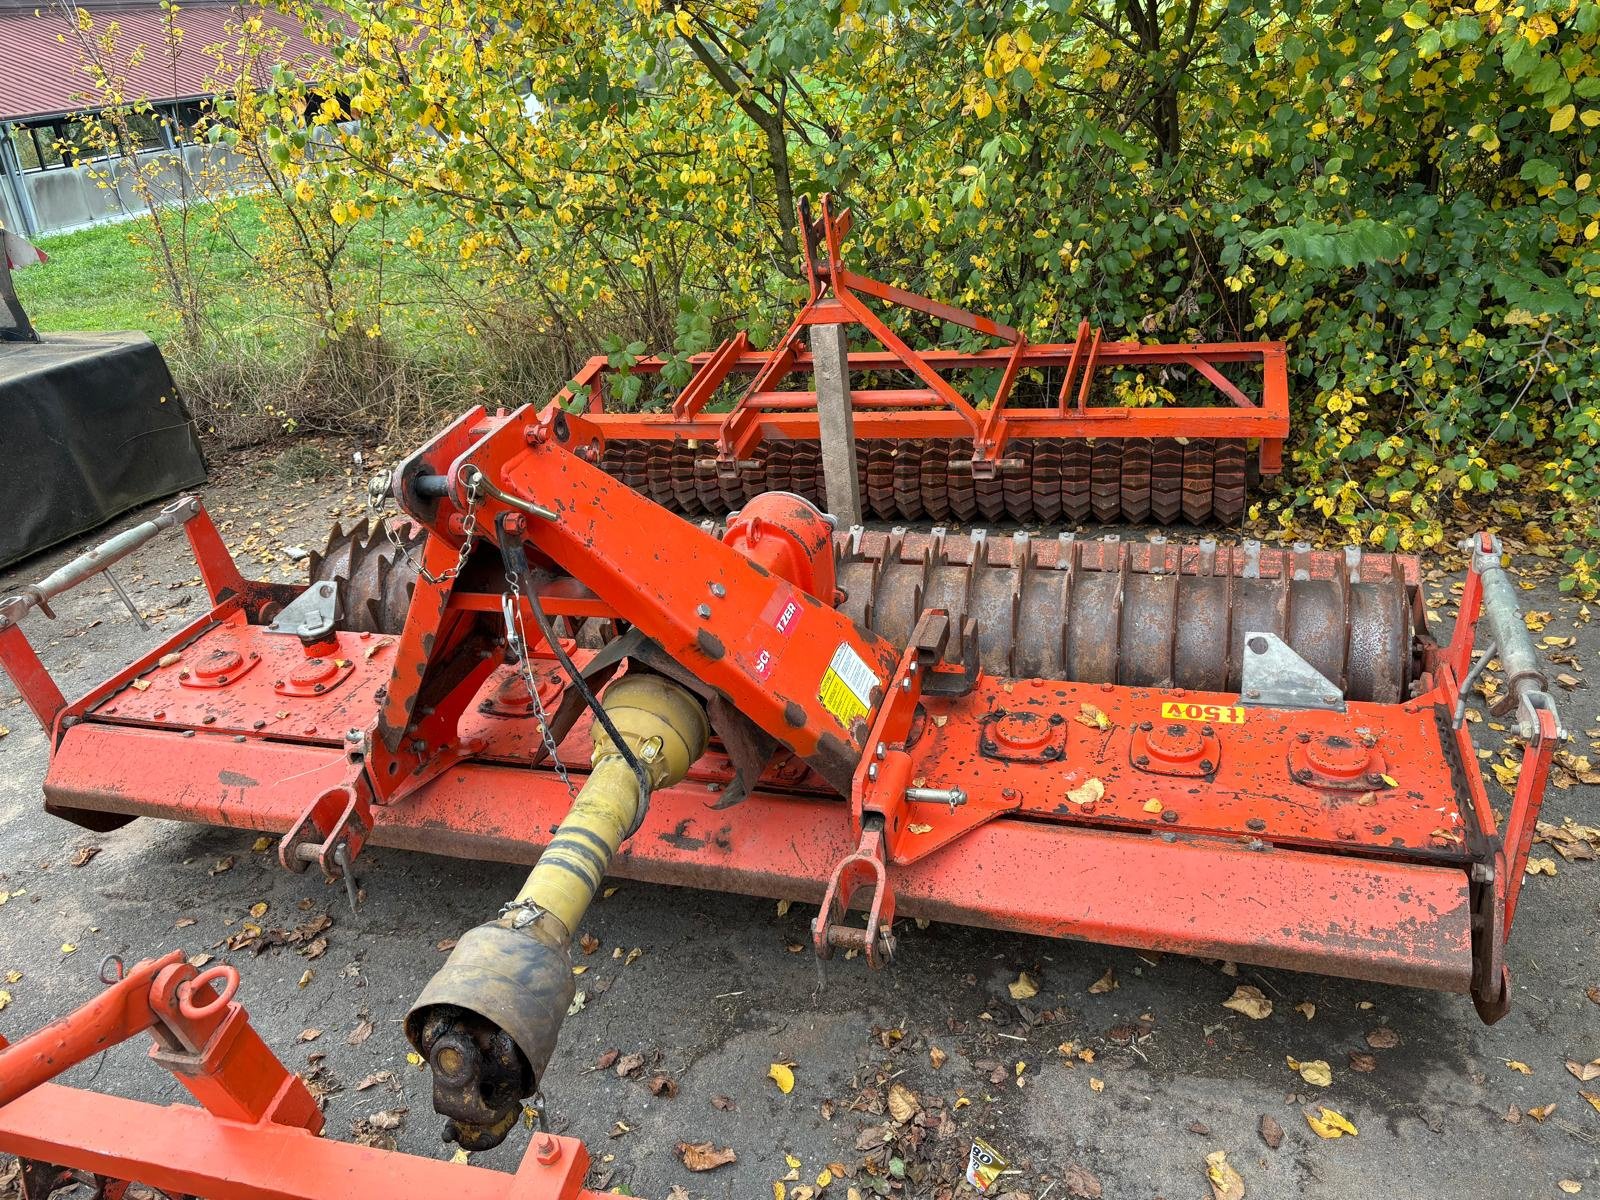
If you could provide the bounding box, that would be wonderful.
[1239,632,1345,713]
[812,821,897,968]
[265,580,338,640]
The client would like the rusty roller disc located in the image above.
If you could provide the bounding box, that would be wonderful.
[600,438,1256,526]
[307,519,424,634]
[330,517,1414,704]
[832,529,1416,703]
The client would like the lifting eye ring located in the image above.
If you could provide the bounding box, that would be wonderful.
[178,964,241,1021]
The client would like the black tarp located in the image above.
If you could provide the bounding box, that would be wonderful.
[0,332,208,569]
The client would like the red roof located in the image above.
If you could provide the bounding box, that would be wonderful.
[0,2,330,123]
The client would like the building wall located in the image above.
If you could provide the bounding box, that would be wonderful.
[3,142,251,237]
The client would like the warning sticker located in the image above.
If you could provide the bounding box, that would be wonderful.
[1160,700,1246,725]
[818,642,880,727]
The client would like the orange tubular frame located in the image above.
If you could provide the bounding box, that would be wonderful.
[0,952,599,1199]
[559,195,1290,480]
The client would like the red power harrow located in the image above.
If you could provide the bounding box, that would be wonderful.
[0,398,1563,1189]
[572,195,1289,524]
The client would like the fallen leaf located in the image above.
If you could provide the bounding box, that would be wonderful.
[175,917,197,928]
[1205,1149,1245,1200]
[251,836,272,852]
[1582,1091,1600,1114]
[615,1053,645,1078]
[769,1062,795,1094]
[1089,1077,1105,1093]
[1294,1001,1316,1021]
[0,990,9,1011]
[1504,1105,1522,1123]
[1142,798,1164,813]
[1558,1182,1582,1195]
[1067,777,1105,807]
[60,943,77,955]
[1076,703,1111,730]
[70,846,102,868]
[1365,1027,1400,1049]
[1589,985,1600,1006]
[1223,985,1272,1019]
[130,678,151,691]
[186,953,212,969]
[1348,1051,1377,1073]
[1305,1106,1358,1138]
[711,1094,735,1111]
[579,932,600,954]
[676,1142,736,1172]
[1061,1161,1103,1198]
[1008,971,1040,1000]
[4,971,19,983]
[908,822,933,834]
[1528,1103,1557,1122]
[356,1071,394,1091]
[298,1028,322,1043]
[929,1045,948,1070]
[298,969,314,988]
[209,856,234,876]
[1505,1060,1532,1075]
[347,1019,374,1045]
[1565,1059,1600,1082]
[249,901,269,919]
[1525,857,1559,876]
[1087,967,1118,994]
[367,1109,405,1130]
[649,1073,678,1097]
[887,1082,919,1123]
[1287,1057,1332,1087]
[1258,1113,1284,1149]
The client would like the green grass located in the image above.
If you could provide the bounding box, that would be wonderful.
[22,195,431,345]
[23,219,174,336]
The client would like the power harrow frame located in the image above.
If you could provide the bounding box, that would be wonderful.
[573,196,1290,524]
[0,398,1564,1189]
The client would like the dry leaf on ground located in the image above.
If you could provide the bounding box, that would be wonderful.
[1365,1027,1400,1049]
[1008,971,1039,1000]
[1088,967,1118,994]
[1287,1057,1332,1087]
[768,1062,795,1094]
[1258,1114,1284,1149]
[1305,1107,1358,1139]
[1205,1150,1245,1200]
[1222,985,1272,1019]
[887,1082,919,1123]
[676,1142,736,1172]
[1565,1059,1600,1082]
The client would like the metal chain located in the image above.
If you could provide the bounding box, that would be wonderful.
[501,582,577,799]
[365,467,482,586]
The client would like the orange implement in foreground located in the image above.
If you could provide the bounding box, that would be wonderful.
[0,393,1562,1183]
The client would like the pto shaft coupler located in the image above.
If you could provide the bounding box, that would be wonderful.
[405,673,709,1150]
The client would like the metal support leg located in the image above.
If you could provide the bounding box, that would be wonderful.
[811,323,863,526]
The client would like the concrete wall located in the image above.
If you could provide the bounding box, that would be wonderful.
[8,142,250,237]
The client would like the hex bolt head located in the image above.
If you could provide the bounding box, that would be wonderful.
[696,604,711,619]
[535,1134,560,1165]
[709,583,726,597]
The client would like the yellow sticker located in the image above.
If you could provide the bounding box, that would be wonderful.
[819,642,879,728]
[1160,701,1245,724]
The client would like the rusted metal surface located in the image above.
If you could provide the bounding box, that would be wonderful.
[0,395,1559,1034]
[556,196,1287,525]
[833,528,1416,702]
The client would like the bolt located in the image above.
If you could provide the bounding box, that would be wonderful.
[1246,689,1260,699]
[1161,809,1179,823]
[1296,731,1311,744]
[1366,772,1386,786]
[535,1134,561,1165]
[875,742,886,759]
[1324,692,1340,705]
[696,604,711,619]
[1246,817,1266,832]
[867,763,878,781]
[710,583,726,597]
[1201,724,1214,737]
[1139,720,1153,732]
[1134,754,1150,767]
[900,677,912,692]
[345,728,363,744]
[1199,758,1214,773]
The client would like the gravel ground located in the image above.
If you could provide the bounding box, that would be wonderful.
[1,445,1597,1200]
